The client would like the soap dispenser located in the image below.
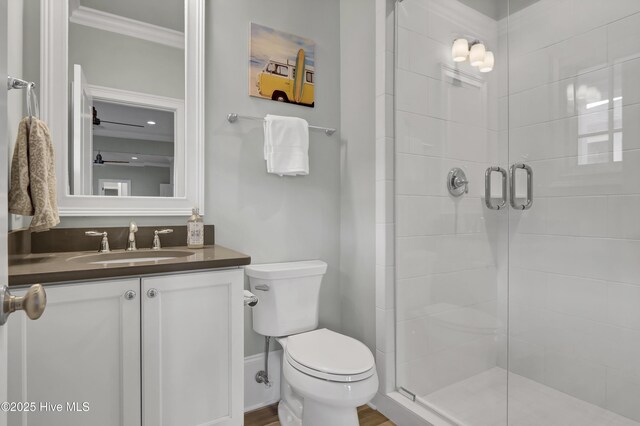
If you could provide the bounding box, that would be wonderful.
[187,207,204,249]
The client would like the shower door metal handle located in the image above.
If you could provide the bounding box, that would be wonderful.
[484,166,507,210]
[509,163,533,210]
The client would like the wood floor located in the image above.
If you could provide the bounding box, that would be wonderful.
[244,403,395,426]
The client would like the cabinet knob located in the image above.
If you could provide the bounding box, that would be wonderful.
[124,290,136,300]
[0,284,47,326]
[147,289,158,298]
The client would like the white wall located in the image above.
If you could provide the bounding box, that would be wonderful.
[339,0,377,353]
[68,23,184,99]
[207,0,342,357]
[507,0,640,420]
[56,1,362,364]
[93,136,174,157]
[394,0,507,398]
[7,0,39,231]
[92,164,170,197]
[7,0,25,231]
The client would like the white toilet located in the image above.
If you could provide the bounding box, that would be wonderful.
[245,260,379,426]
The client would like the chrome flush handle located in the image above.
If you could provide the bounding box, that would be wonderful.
[254,284,270,291]
[0,284,47,326]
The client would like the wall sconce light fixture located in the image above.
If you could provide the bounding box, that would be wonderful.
[469,42,486,66]
[451,38,469,62]
[451,38,494,73]
[479,51,495,73]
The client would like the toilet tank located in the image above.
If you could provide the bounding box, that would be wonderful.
[245,260,328,337]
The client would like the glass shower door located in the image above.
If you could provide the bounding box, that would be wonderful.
[395,0,640,425]
[394,0,509,424]
[507,1,640,424]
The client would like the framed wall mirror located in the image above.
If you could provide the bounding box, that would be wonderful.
[42,0,204,216]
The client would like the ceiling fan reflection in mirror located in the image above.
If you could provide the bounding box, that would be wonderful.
[93,151,129,165]
[92,106,144,128]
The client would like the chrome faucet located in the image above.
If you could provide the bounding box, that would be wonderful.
[127,222,138,251]
[152,229,174,250]
[85,231,110,253]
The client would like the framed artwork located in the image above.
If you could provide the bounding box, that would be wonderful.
[249,23,315,108]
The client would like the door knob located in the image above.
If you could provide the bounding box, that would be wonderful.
[0,284,47,325]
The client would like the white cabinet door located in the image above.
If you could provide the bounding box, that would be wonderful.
[142,269,243,426]
[8,279,141,426]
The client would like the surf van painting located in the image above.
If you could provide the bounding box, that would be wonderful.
[250,23,316,108]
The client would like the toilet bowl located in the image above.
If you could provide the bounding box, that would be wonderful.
[245,261,379,426]
[277,329,379,426]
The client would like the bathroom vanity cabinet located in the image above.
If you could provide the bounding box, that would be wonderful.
[7,269,243,426]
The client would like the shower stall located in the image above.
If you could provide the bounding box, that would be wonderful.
[393,0,640,424]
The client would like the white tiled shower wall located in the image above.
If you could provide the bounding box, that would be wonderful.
[394,0,509,398]
[508,0,640,420]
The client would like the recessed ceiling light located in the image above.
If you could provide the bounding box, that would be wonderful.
[131,156,138,160]
[147,121,156,125]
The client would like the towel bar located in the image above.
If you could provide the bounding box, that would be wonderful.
[227,113,336,136]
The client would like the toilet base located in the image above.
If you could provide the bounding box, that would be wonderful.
[302,400,359,426]
[277,395,360,426]
[278,400,302,426]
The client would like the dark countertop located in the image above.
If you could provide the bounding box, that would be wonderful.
[9,245,251,286]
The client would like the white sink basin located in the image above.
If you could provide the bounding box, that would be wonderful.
[92,256,179,265]
[69,250,195,265]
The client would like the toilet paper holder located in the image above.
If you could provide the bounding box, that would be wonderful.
[244,290,258,307]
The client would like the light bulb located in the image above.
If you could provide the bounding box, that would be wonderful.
[479,51,494,72]
[451,38,469,62]
[469,42,486,67]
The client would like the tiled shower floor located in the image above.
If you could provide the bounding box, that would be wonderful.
[421,367,639,426]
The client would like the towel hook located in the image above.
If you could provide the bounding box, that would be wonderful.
[26,83,39,122]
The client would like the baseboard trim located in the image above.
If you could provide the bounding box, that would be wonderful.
[244,350,283,412]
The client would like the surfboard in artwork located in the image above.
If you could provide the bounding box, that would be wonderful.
[293,49,306,103]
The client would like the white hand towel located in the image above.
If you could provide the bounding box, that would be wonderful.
[263,114,309,176]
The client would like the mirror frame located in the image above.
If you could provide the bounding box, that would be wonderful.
[41,0,204,216]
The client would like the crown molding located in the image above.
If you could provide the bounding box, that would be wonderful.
[68,0,80,17]
[69,6,184,50]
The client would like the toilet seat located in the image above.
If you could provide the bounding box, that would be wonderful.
[284,329,375,383]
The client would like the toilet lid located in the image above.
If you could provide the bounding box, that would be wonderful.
[285,329,375,381]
